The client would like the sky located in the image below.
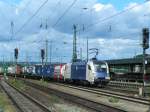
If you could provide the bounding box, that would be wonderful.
[0,0,150,62]
[99,0,145,10]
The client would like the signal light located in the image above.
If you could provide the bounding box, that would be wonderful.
[143,28,149,49]
[41,49,45,60]
[14,48,18,59]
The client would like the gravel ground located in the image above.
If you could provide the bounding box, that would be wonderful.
[1,80,46,112]
[0,80,18,112]
[8,78,96,112]
[29,79,149,112]
[22,84,95,112]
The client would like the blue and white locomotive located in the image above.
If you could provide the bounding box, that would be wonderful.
[62,59,110,86]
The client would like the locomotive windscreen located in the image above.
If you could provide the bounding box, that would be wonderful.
[94,64,107,72]
[93,61,107,72]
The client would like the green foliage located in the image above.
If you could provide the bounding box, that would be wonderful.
[108,97,119,103]
[0,93,15,112]
[9,79,26,91]
[50,95,60,103]
[39,79,48,87]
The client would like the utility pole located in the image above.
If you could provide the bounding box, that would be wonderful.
[41,49,45,66]
[72,24,77,62]
[49,40,52,64]
[87,37,89,62]
[80,47,82,60]
[26,52,29,66]
[10,21,14,40]
[45,39,48,65]
[41,49,45,80]
[14,48,18,79]
[2,56,7,80]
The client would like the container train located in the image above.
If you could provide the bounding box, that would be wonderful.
[0,60,110,86]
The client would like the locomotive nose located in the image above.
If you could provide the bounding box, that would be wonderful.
[95,72,107,79]
[94,72,110,86]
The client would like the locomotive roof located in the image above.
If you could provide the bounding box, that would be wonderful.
[92,60,106,64]
[72,61,87,65]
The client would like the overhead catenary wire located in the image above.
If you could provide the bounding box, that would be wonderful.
[44,0,78,42]
[0,6,10,22]
[47,0,62,21]
[16,0,33,18]
[39,0,62,29]
[77,0,150,32]
[52,0,77,27]
[2,0,149,62]
[14,0,49,36]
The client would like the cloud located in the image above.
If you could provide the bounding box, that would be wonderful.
[0,0,150,62]
[93,3,104,12]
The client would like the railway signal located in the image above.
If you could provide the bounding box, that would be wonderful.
[142,28,149,49]
[41,49,45,60]
[14,48,19,79]
[14,48,18,60]
[142,28,149,97]
[41,49,45,65]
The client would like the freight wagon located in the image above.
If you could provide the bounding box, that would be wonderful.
[34,65,54,78]
[54,64,64,81]
[7,65,22,76]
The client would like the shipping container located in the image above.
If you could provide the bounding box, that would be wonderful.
[54,64,64,81]
[35,65,54,78]
[16,65,22,75]
[22,66,27,74]
[7,66,16,74]
[62,63,71,81]
[27,66,35,75]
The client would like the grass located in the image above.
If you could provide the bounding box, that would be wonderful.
[8,79,27,91]
[0,93,16,112]
[38,79,48,87]
[50,95,60,103]
[108,97,119,103]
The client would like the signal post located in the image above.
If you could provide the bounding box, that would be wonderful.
[142,28,149,97]
[14,48,18,79]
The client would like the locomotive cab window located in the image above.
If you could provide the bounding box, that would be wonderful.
[94,64,107,72]
[88,65,91,70]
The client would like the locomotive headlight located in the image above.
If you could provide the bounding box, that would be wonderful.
[106,77,110,80]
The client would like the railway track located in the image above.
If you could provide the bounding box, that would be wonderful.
[7,77,150,111]
[0,80,51,112]
[20,79,127,112]
[52,82,150,106]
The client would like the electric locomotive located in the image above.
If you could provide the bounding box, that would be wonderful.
[62,59,110,86]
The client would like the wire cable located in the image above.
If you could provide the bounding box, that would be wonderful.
[17,0,33,17]
[14,0,48,36]
[52,0,77,27]
[47,0,61,20]
[77,0,150,32]
[44,0,77,40]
